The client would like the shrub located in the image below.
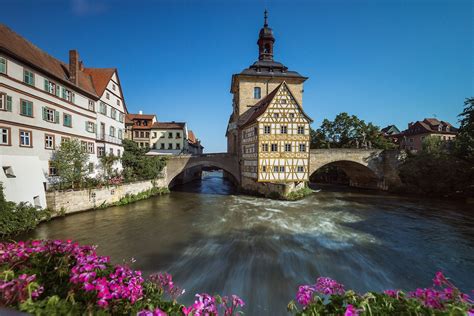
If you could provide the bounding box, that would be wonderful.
[286,186,313,201]
[0,183,52,237]
[0,240,245,316]
[112,187,170,207]
[50,138,89,190]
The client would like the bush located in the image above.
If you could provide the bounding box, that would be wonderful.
[122,139,167,182]
[288,274,473,315]
[0,183,52,237]
[112,187,170,207]
[286,186,313,201]
[0,240,245,316]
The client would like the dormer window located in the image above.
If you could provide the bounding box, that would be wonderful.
[106,92,110,100]
[254,87,261,99]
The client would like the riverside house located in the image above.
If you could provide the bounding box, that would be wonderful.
[0,24,127,208]
[398,118,458,151]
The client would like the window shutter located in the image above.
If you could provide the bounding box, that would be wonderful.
[62,87,66,99]
[93,123,97,133]
[6,96,12,112]
[71,93,75,104]
[85,121,89,132]
[42,107,47,121]
[55,86,60,97]
[44,79,49,91]
[54,111,60,123]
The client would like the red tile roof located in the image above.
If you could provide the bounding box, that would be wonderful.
[188,130,197,143]
[152,122,186,130]
[83,68,116,97]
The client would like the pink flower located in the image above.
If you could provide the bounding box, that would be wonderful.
[344,304,359,316]
[315,277,345,295]
[296,285,315,306]
[433,271,448,287]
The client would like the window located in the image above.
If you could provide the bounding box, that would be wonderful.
[109,126,115,137]
[254,87,261,99]
[118,129,123,140]
[262,166,266,172]
[44,79,57,95]
[160,143,165,149]
[262,143,269,151]
[140,131,144,138]
[42,107,58,123]
[297,166,304,172]
[297,126,305,134]
[264,126,271,134]
[117,149,121,157]
[88,100,95,111]
[0,57,6,74]
[176,132,181,139]
[86,121,95,133]
[281,99,287,104]
[112,84,116,91]
[168,132,173,138]
[153,132,157,138]
[48,161,57,176]
[176,143,181,149]
[111,108,117,120]
[0,127,11,145]
[299,143,306,152]
[61,137,70,144]
[409,138,414,143]
[97,146,105,157]
[44,134,55,149]
[99,102,107,115]
[289,113,294,118]
[81,141,87,152]
[63,113,72,127]
[119,113,124,123]
[88,162,94,173]
[273,113,279,118]
[109,148,114,155]
[284,143,291,152]
[117,100,120,106]
[273,166,279,172]
[106,92,110,99]
[271,143,278,152]
[61,87,74,103]
[280,125,288,134]
[168,143,172,149]
[23,69,34,86]
[87,142,94,154]
[145,131,150,138]
[20,100,33,117]
[280,166,285,172]
[0,93,12,111]
[19,130,32,147]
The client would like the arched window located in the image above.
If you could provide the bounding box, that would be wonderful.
[264,44,271,54]
[254,87,261,99]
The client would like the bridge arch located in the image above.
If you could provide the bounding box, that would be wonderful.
[164,154,240,188]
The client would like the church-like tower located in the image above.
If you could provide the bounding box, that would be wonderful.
[226,10,308,155]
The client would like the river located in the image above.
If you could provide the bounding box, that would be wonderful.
[20,171,474,315]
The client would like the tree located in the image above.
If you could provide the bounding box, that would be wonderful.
[310,112,395,149]
[99,153,119,180]
[50,139,89,189]
[121,139,166,181]
[455,97,474,162]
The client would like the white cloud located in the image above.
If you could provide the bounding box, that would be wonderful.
[71,0,108,16]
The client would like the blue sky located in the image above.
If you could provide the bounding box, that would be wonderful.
[3,0,472,152]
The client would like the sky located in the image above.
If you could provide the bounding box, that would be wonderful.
[2,0,472,152]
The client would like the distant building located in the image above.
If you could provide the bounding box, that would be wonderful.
[0,24,127,208]
[125,112,157,149]
[398,118,457,151]
[381,125,401,145]
[187,130,204,155]
[149,121,187,155]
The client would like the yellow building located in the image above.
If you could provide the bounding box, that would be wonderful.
[226,11,313,196]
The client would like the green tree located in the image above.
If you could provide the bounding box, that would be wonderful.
[455,97,474,162]
[99,153,119,180]
[121,139,167,181]
[50,139,89,189]
[311,112,395,149]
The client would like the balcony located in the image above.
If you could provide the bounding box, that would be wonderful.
[96,133,122,145]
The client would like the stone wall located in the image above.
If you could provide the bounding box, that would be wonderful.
[241,176,305,198]
[45,177,167,215]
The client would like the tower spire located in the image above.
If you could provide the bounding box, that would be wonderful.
[257,10,275,61]
[264,9,268,27]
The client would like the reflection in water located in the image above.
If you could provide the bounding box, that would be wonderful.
[20,171,474,315]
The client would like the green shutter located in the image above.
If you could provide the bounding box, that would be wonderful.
[28,102,33,117]
[6,96,12,112]
[44,79,49,91]
[54,110,59,123]
[55,85,60,97]
[85,121,89,132]
[71,93,75,104]
[61,87,66,99]
[42,107,47,121]
[93,123,97,133]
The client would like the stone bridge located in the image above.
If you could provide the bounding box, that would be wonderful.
[163,149,403,190]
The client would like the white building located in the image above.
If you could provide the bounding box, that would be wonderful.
[149,122,188,155]
[0,24,127,208]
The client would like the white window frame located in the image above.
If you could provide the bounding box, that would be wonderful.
[0,127,10,145]
[19,130,32,147]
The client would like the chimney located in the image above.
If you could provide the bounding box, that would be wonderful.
[69,50,79,85]
[138,110,143,115]
[79,61,84,71]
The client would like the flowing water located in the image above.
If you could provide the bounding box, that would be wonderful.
[20,171,474,315]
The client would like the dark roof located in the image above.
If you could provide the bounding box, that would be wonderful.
[402,119,458,136]
[238,81,313,128]
[152,122,186,130]
[381,125,400,135]
[238,60,307,79]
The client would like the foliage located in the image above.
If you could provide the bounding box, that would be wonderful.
[454,97,474,163]
[99,153,120,181]
[286,186,313,201]
[122,139,167,182]
[50,138,89,190]
[398,136,473,198]
[112,187,170,207]
[0,183,52,237]
[310,112,395,150]
[288,273,473,316]
[0,240,245,316]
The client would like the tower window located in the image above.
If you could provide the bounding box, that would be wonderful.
[254,87,261,99]
[264,43,271,54]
